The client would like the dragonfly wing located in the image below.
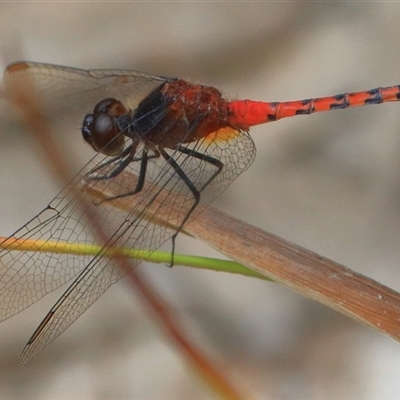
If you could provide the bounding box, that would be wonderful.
[0,63,169,323]
[0,157,100,322]
[185,127,256,202]
[0,148,149,323]
[18,250,128,365]
[149,126,256,211]
[4,62,166,122]
[16,167,185,364]
[1,67,257,363]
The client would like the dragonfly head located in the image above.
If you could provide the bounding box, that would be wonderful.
[82,98,128,156]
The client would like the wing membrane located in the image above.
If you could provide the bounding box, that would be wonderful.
[1,63,257,363]
[4,62,165,122]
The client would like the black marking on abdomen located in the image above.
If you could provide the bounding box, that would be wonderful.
[296,99,314,115]
[365,88,382,105]
[330,93,349,109]
[295,108,311,115]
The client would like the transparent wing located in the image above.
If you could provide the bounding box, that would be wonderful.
[11,125,256,364]
[2,62,257,363]
[4,62,166,122]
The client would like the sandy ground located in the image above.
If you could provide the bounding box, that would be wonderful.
[1,3,400,399]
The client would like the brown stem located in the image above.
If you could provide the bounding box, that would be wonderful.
[89,170,400,343]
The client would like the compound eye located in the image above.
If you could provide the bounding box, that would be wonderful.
[93,98,127,117]
[91,112,124,156]
[82,114,94,147]
[94,98,117,114]
[82,98,127,156]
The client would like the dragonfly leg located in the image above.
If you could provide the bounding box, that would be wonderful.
[87,144,133,179]
[93,149,149,205]
[159,146,223,267]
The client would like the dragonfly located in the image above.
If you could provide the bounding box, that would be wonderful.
[1,62,399,365]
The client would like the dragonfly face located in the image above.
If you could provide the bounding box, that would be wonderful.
[82,98,127,156]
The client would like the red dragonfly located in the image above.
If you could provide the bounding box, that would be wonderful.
[1,62,399,364]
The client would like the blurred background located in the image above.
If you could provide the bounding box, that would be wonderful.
[1,2,400,398]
